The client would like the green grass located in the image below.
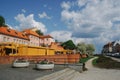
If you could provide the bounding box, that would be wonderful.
[80,57,93,63]
[92,55,120,69]
[92,58,98,65]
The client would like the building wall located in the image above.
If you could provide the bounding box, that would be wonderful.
[43,38,55,46]
[47,49,55,55]
[0,34,29,45]
[39,39,43,46]
[0,27,55,47]
[29,35,39,46]
[0,35,3,42]
[15,46,55,56]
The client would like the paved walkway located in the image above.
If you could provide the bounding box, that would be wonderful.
[108,56,120,62]
[35,57,120,80]
[77,57,120,80]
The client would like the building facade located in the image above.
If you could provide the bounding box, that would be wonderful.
[102,40,120,55]
[0,27,55,47]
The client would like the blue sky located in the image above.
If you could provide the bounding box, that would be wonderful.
[1,0,120,53]
[0,0,67,32]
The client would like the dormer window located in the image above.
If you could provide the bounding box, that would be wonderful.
[22,33,25,36]
[15,31,18,35]
[7,29,10,32]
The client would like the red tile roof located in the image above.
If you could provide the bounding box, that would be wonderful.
[49,42,64,51]
[23,29,40,37]
[0,27,54,41]
[42,35,53,38]
[0,27,29,40]
[39,35,53,40]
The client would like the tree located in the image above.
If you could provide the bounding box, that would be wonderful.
[76,42,95,55]
[0,16,5,27]
[76,43,86,54]
[36,30,43,35]
[61,40,76,50]
[86,44,95,55]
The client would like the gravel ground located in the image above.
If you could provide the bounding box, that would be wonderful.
[0,64,66,80]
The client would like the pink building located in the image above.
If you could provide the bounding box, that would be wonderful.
[40,35,55,47]
[0,27,29,45]
[23,29,40,46]
[0,27,55,47]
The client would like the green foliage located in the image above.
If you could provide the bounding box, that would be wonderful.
[76,42,95,55]
[86,44,95,55]
[92,58,98,65]
[80,57,93,63]
[36,30,43,35]
[93,56,120,69]
[39,59,53,64]
[61,40,76,50]
[0,16,5,27]
[77,43,86,54]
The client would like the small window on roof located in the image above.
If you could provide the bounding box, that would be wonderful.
[7,29,10,32]
[22,33,25,36]
[15,31,18,35]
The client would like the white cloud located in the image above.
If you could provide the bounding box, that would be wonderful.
[21,9,26,13]
[15,14,47,33]
[38,12,51,19]
[6,24,13,29]
[43,4,47,8]
[50,31,72,42]
[61,1,71,10]
[61,0,120,53]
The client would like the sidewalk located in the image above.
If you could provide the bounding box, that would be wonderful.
[106,56,120,62]
[35,57,120,80]
[76,57,120,80]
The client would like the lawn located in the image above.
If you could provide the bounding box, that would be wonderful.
[80,57,93,63]
[92,55,120,69]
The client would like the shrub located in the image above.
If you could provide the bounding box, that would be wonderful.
[93,56,120,69]
[38,59,54,64]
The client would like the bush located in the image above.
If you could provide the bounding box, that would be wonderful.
[38,59,54,64]
[80,57,93,63]
[93,55,120,69]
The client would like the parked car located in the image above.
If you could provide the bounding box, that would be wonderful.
[112,53,120,58]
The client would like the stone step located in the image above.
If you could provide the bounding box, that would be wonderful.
[57,71,77,80]
[69,71,81,80]
[35,68,71,80]
[51,69,76,80]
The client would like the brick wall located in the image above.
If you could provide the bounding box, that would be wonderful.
[0,54,80,64]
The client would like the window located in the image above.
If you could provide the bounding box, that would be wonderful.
[7,37,9,42]
[3,37,6,42]
[45,38,48,41]
[7,29,10,32]
[15,31,18,35]
[14,39,16,42]
[30,35,33,38]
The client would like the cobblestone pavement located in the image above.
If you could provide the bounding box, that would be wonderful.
[36,57,120,80]
[0,64,66,80]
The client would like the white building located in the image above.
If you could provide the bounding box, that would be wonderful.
[0,27,55,47]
